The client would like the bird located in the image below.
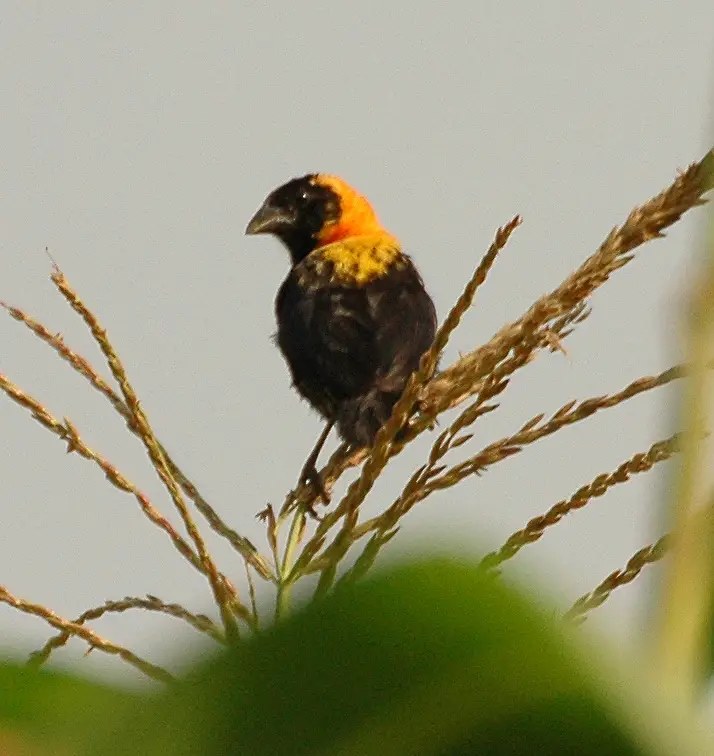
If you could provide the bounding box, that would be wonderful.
[245,174,437,501]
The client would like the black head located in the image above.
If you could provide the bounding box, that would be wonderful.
[245,174,341,265]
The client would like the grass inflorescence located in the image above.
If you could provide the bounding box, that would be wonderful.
[1,148,712,681]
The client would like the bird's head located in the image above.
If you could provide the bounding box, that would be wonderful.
[245,174,387,264]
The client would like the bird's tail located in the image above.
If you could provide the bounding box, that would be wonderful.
[336,389,403,448]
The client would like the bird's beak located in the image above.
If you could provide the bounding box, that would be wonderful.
[245,201,294,236]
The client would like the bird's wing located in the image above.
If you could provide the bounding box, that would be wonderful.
[276,274,379,402]
[276,257,436,402]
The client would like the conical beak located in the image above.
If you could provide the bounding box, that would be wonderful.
[245,201,295,236]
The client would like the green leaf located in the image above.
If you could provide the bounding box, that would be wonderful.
[92,559,714,755]
[0,661,135,753]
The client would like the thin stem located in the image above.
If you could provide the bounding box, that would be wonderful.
[1,585,173,684]
[51,266,242,640]
[565,535,671,622]
[275,509,306,621]
[652,198,714,701]
[29,595,225,667]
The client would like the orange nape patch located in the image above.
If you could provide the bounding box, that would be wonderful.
[312,174,390,247]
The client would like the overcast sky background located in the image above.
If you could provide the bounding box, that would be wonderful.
[1,3,713,686]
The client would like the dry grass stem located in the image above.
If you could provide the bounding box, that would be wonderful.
[283,150,714,552]
[479,435,681,572]
[565,535,671,622]
[0,372,248,624]
[277,443,363,522]
[51,267,241,639]
[418,214,523,384]
[2,148,712,666]
[652,170,714,700]
[3,296,272,578]
[167,458,273,581]
[308,365,688,574]
[390,367,689,515]
[244,562,259,628]
[1,300,128,417]
[0,585,173,683]
[421,149,714,420]
[29,594,225,668]
[287,218,523,582]
[0,373,194,566]
[346,216,522,505]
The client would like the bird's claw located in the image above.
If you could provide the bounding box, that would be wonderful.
[299,463,331,508]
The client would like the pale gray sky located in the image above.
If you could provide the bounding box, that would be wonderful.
[1,3,713,684]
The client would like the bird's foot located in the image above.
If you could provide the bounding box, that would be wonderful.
[299,461,331,509]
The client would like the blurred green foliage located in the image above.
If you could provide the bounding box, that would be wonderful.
[2,558,712,755]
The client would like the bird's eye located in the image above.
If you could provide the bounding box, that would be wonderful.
[299,189,310,203]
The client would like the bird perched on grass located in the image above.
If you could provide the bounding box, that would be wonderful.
[246,174,436,500]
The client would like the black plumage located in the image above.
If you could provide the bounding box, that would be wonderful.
[276,253,436,446]
[246,173,437,448]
